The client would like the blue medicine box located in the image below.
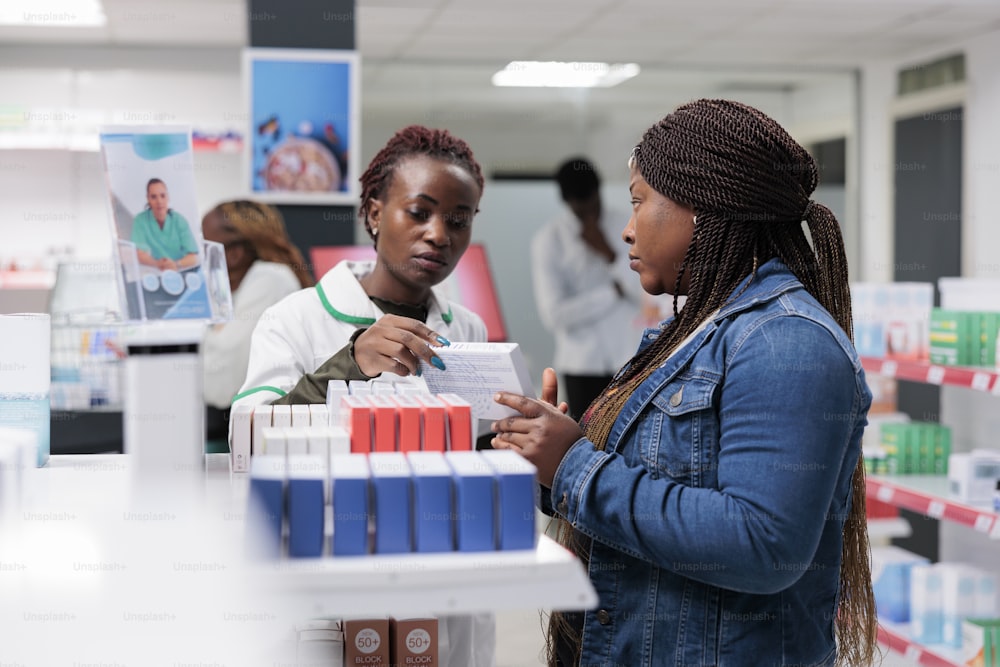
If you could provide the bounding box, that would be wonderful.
[481,450,538,550]
[871,545,929,623]
[286,455,326,558]
[445,451,496,552]
[330,453,371,556]
[369,452,412,554]
[248,456,287,559]
[406,451,454,553]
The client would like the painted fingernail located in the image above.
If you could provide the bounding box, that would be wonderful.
[431,356,446,371]
[435,335,451,346]
[416,365,422,377]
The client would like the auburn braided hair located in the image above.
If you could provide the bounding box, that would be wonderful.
[550,99,876,667]
[209,200,314,288]
[358,125,485,243]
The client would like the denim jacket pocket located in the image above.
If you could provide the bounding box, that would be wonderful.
[642,373,720,486]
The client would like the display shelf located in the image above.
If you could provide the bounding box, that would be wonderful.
[867,516,912,541]
[878,620,965,667]
[254,533,598,617]
[860,356,1000,393]
[866,475,1000,539]
[26,455,598,619]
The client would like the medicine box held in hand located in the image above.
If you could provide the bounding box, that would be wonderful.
[419,342,536,420]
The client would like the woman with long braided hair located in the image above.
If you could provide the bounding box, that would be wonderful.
[492,99,876,666]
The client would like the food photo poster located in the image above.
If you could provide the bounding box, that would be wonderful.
[244,48,361,205]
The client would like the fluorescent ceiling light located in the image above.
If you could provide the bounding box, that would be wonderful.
[492,61,640,88]
[0,0,106,27]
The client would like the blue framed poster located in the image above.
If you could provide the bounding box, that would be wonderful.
[243,47,361,204]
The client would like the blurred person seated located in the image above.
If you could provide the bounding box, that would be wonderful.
[201,200,313,440]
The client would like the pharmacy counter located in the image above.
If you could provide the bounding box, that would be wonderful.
[1,454,596,665]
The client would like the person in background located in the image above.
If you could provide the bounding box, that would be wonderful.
[530,157,644,419]
[234,125,494,667]
[201,200,312,438]
[132,178,200,270]
[491,99,876,667]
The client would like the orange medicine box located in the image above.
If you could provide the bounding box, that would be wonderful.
[344,617,391,665]
[368,394,398,453]
[413,394,446,452]
[391,394,423,453]
[437,393,472,451]
[341,395,374,454]
[390,616,438,666]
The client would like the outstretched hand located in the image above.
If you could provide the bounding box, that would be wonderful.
[491,368,582,487]
[353,314,449,378]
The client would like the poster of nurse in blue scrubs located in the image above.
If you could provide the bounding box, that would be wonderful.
[99,127,222,322]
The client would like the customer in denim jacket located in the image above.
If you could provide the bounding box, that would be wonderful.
[491,99,877,667]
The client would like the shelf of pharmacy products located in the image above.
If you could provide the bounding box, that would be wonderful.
[878,621,965,667]
[859,356,1000,393]
[254,534,598,618]
[27,455,599,620]
[866,475,1000,539]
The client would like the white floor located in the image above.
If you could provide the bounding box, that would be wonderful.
[495,608,548,667]
[491,612,919,667]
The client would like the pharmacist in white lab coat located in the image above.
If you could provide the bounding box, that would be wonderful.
[234,125,495,667]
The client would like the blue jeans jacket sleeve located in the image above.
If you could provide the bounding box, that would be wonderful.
[550,313,866,595]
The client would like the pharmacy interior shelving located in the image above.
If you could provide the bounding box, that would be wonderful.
[861,355,1000,667]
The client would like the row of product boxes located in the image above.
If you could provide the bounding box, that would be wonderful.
[229,392,476,474]
[247,450,537,559]
[864,421,951,476]
[929,309,1000,367]
[872,545,997,650]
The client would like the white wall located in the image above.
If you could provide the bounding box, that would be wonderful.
[856,28,1000,282]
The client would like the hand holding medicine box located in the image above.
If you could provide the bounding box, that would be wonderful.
[419,342,536,420]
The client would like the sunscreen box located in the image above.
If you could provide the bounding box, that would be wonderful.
[481,450,538,550]
[390,616,438,667]
[413,393,446,452]
[445,451,495,552]
[406,451,454,553]
[344,617,391,666]
[286,454,325,558]
[369,452,412,554]
[438,393,472,452]
[330,453,370,556]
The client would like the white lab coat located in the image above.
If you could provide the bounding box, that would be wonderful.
[235,259,495,667]
[530,206,645,375]
[235,259,488,408]
[202,261,302,409]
